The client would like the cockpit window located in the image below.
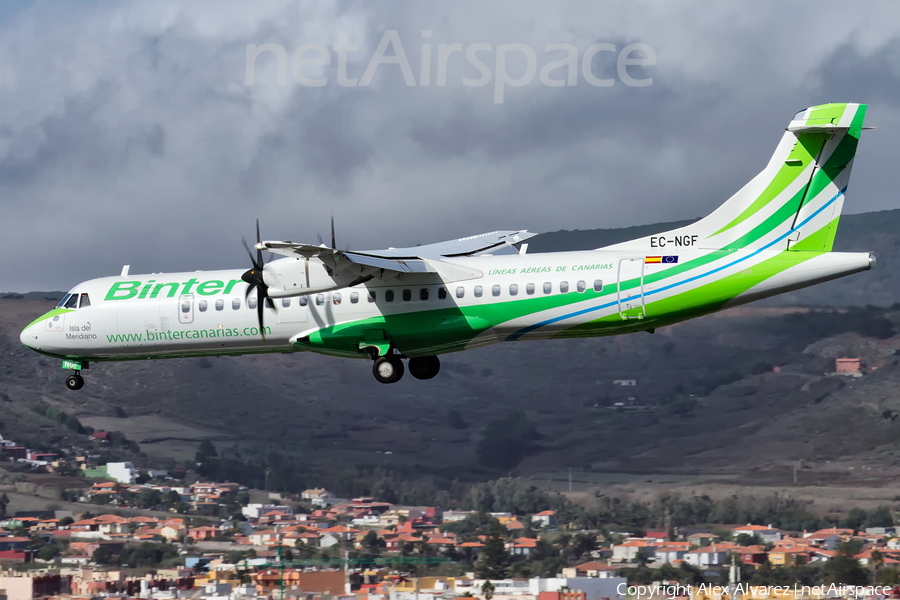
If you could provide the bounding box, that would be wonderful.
[79,293,91,308]
[63,294,79,309]
[57,294,72,308]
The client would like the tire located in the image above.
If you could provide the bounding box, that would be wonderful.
[65,374,84,390]
[373,356,404,384]
[409,356,441,380]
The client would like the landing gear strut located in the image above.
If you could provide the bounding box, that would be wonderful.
[372,356,405,384]
[62,359,87,390]
[65,373,85,390]
[409,356,441,380]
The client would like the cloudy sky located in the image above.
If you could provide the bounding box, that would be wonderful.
[3,0,900,290]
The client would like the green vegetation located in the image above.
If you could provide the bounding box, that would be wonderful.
[92,542,181,568]
[475,527,510,579]
[29,403,88,435]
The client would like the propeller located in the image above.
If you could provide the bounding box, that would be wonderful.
[330,213,336,250]
[241,218,273,339]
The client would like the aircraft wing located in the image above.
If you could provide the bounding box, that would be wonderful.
[257,230,537,277]
[353,230,538,259]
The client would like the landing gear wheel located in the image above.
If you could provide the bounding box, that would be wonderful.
[373,356,404,384]
[408,356,441,380]
[65,373,84,391]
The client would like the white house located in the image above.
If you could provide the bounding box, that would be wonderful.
[242,504,292,520]
[106,462,138,484]
[732,524,782,543]
[612,542,655,562]
[301,488,332,502]
[684,545,729,567]
[532,511,558,528]
[653,546,688,564]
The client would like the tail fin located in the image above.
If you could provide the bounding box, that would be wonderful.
[604,103,867,253]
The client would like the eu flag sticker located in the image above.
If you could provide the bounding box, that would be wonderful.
[646,256,678,264]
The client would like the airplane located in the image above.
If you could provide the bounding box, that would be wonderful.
[20,102,876,390]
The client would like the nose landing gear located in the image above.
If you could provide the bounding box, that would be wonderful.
[61,359,87,390]
[65,373,85,390]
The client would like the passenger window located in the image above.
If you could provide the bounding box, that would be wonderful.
[215,299,224,311]
[350,292,359,304]
[402,289,412,301]
[282,298,291,308]
[594,280,603,292]
[299,296,308,307]
[79,293,91,308]
[509,284,518,296]
[367,291,376,303]
[543,282,552,294]
[420,288,429,301]
[474,286,483,297]
[315,294,324,306]
[492,285,501,297]
[333,293,342,305]
[456,287,465,299]
[199,300,208,312]
[526,283,535,295]
[386,290,394,302]
[232,298,241,310]
[438,287,447,300]
[181,301,190,313]
[64,294,79,309]
[577,280,586,293]
[248,296,258,309]
[264,298,274,308]
[560,281,569,293]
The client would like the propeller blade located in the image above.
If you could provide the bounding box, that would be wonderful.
[241,236,256,265]
[255,218,264,267]
[257,289,266,339]
[331,214,336,250]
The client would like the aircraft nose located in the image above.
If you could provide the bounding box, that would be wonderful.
[20,323,37,348]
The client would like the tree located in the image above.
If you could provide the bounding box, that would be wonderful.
[196,440,218,463]
[481,581,495,600]
[823,541,869,586]
[361,530,386,552]
[93,545,115,565]
[635,548,652,567]
[475,532,509,579]
[37,545,61,561]
[872,549,885,577]
[865,506,894,529]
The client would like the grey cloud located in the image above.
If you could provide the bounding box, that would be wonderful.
[2,1,900,291]
[813,38,900,109]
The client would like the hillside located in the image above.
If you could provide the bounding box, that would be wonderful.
[3,210,900,495]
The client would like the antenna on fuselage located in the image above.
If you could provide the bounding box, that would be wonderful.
[120,265,130,277]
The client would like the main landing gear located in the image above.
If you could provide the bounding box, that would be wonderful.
[371,355,441,384]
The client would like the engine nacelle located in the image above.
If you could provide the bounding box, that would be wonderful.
[262,257,361,298]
